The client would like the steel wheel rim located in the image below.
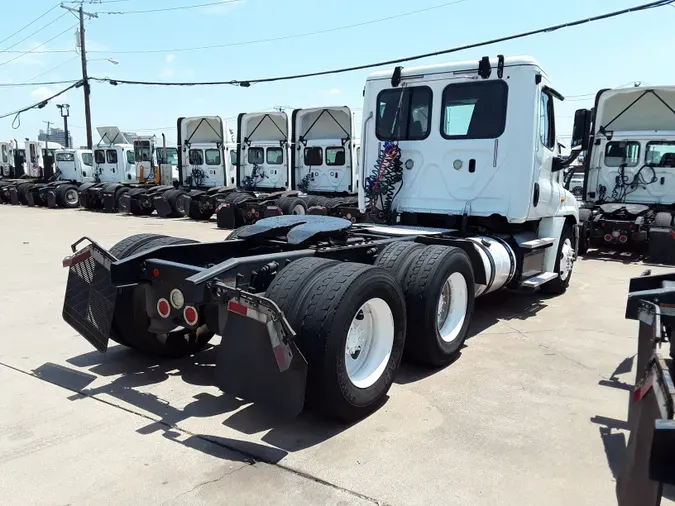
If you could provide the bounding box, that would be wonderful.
[292,204,306,215]
[65,188,79,205]
[560,238,574,281]
[345,297,394,389]
[436,272,468,343]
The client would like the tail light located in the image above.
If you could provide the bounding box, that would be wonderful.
[604,234,613,242]
[157,298,171,318]
[183,306,199,326]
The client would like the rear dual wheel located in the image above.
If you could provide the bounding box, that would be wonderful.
[266,258,406,421]
[109,233,214,357]
[55,184,80,208]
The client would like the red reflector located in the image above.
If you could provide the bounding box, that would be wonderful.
[63,248,91,268]
[157,298,170,318]
[153,268,160,278]
[183,306,199,326]
[227,300,248,316]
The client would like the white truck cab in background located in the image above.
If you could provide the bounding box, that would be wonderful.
[358,55,584,291]
[291,106,358,195]
[237,111,290,191]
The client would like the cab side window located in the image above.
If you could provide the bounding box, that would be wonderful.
[539,91,555,150]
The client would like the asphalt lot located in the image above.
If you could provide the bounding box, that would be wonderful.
[0,205,672,506]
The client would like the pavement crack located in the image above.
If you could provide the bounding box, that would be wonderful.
[162,464,248,504]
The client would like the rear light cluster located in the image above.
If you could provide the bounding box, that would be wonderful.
[156,288,199,326]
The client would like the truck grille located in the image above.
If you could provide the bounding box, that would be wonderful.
[62,245,117,352]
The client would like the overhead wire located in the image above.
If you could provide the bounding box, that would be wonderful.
[0,56,81,88]
[0,12,69,52]
[90,0,675,87]
[0,81,83,128]
[95,0,245,15]
[0,23,79,68]
[87,0,473,54]
[0,3,60,46]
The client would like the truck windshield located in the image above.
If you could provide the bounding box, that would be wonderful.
[645,141,675,167]
[189,149,204,165]
[604,141,640,167]
[266,147,283,165]
[248,147,264,164]
[326,147,346,166]
[376,86,432,141]
[134,141,152,162]
[205,149,221,165]
[156,147,178,165]
[56,152,75,162]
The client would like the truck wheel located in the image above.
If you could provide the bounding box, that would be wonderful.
[162,189,187,217]
[111,235,214,357]
[126,188,153,215]
[268,261,406,421]
[114,186,130,208]
[221,191,250,205]
[17,182,34,204]
[55,184,80,208]
[374,241,426,285]
[278,196,307,215]
[402,245,475,366]
[653,212,673,228]
[306,195,330,208]
[541,224,575,295]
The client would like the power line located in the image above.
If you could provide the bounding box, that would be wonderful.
[0,3,60,46]
[0,23,79,68]
[0,81,83,122]
[92,0,675,87]
[0,78,80,88]
[87,0,472,54]
[0,12,69,52]
[95,0,245,15]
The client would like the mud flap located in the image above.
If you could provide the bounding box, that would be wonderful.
[214,299,308,416]
[25,190,36,206]
[216,202,237,229]
[9,187,19,205]
[47,190,58,208]
[154,194,173,217]
[103,192,117,212]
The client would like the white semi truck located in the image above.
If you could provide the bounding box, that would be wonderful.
[61,55,583,422]
[575,86,675,263]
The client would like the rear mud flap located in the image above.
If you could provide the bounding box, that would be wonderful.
[154,194,173,217]
[9,187,19,205]
[214,307,308,417]
[47,190,58,208]
[103,192,117,212]
[216,203,237,229]
[62,243,117,352]
[118,194,130,213]
[25,191,36,206]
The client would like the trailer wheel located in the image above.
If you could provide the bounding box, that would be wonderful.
[268,260,405,421]
[541,225,575,295]
[111,235,214,357]
[402,245,475,366]
[374,241,426,285]
[278,196,307,215]
[55,184,80,208]
[653,212,673,228]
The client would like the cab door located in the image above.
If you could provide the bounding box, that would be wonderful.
[531,89,560,218]
[94,149,106,181]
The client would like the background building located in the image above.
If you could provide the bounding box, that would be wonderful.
[38,127,72,148]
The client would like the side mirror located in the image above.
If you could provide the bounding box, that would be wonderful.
[552,156,565,172]
[571,109,592,151]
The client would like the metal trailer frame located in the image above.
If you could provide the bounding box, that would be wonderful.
[618,271,675,505]
[62,215,498,418]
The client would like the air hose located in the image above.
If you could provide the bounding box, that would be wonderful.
[363,141,403,222]
[297,172,313,192]
[610,164,657,202]
[242,164,265,190]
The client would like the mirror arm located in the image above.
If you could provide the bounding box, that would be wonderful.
[558,147,582,170]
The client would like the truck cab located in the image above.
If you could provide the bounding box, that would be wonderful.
[93,127,137,184]
[575,86,675,262]
[54,149,94,183]
[177,116,232,189]
[237,112,289,191]
[0,142,10,177]
[132,136,159,184]
[291,106,358,195]
[359,55,579,226]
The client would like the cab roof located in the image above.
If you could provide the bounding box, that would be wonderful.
[366,55,543,81]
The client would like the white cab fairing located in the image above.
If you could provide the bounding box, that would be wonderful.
[359,56,578,224]
[237,112,289,191]
[177,116,233,189]
[291,106,357,194]
[54,149,94,183]
[586,86,675,206]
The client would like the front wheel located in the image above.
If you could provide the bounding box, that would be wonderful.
[541,224,575,295]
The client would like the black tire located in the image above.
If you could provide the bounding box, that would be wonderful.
[306,195,331,208]
[110,233,168,260]
[267,260,406,421]
[110,235,214,357]
[541,224,575,295]
[227,225,254,240]
[374,241,426,285]
[653,212,673,228]
[278,196,307,215]
[164,188,188,216]
[402,245,475,366]
[114,186,130,207]
[221,191,251,206]
[55,184,80,208]
[126,188,153,215]
[17,182,34,204]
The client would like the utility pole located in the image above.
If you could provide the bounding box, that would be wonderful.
[42,121,51,150]
[61,4,97,149]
